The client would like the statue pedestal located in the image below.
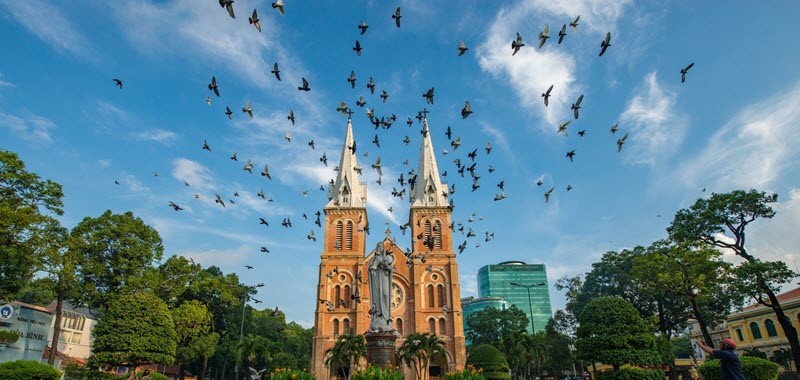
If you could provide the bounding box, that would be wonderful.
[365,331,398,369]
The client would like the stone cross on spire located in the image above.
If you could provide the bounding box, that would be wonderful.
[326,118,367,209]
[411,116,448,208]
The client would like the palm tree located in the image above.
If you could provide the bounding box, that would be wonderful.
[529,332,550,379]
[325,331,367,380]
[398,332,446,380]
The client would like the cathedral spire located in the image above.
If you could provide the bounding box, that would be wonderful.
[326,118,367,209]
[411,116,448,208]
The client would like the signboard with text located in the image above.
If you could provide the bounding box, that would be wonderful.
[0,304,53,363]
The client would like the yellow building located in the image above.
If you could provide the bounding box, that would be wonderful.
[689,286,800,361]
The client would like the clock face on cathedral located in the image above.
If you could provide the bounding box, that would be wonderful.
[391,282,403,310]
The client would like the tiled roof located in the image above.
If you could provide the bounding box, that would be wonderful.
[743,286,800,311]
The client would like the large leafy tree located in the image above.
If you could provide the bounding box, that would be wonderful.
[543,320,576,377]
[632,240,735,346]
[398,333,446,380]
[324,331,367,380]
[465,305,528,346]
[668,189,800,371]
[0,149,64,299]
[575,297,660,371]
[90,291,177,379]
[172,300,219,380]
[69,210,164,312]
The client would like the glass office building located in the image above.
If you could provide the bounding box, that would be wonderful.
[477,261,553,334]
[461,296,512,344]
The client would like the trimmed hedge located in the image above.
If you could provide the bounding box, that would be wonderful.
[699,356,780,380]
[595,367,663,380]
[352,365,404,380]
[0,360,61,380]
[466,344,510,380]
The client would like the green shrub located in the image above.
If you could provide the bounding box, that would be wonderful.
[0,330,20,343]
[446,365,487,380]
[62,364,115,380]
[138,371,169,380]
[466,344,510,380]
[595,366,663,380]
[699,356,780,380]
[0,360,62,380]
[351,365,404,380]
[270,368,316,380]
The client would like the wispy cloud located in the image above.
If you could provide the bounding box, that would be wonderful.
[174,244,251,271]
[479,120,510,155]
[748,188,800,269]
[619,72,685,166]
[677,81,800,190]
[171,158,217,191]
[0,72,13,88]
[0,0,94,59]
[0,111,56,145]
[97,159,112,168]
[130,128,178,144]
[524,0,633,34]
[118,172,151,195]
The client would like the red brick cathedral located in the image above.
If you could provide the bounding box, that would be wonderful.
[310,117,467,380]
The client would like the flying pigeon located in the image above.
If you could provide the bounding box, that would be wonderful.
[599,32,611,56]
[457,41,468,56]
[681,62,694,83]
[249,9,261,32]
[271,62,281,81]
[392,7,402,28]
[512,33,524,55]
[219,0,235,18]
[112,78,123,89]
[272,0,284,16]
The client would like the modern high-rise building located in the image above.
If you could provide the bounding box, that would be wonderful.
[460,296,512,344]
[477,261,553,334]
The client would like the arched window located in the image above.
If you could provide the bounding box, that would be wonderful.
[428,319,436,334]
[396,318,404,335]
[424,220,432,241]
[334,285,341,307]
[765,319,778,337]
[736,328,744,342]
[437,284,445,307]
[333,319,340,336]
[343,318,350,334]
[433,220,443,249]
[344,285,351,308]
[335,221,343,250]
[345,220,354,250]
[439,318,446,336]
[750,322,762,340]
[427,285,435,308]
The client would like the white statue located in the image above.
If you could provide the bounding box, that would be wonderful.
[368,242,394,332]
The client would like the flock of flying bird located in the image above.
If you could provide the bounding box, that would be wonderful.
[109,3,697,278]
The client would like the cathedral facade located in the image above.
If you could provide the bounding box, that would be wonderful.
[310,118,467,380]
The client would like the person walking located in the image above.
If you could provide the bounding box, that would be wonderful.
[696,338,745,380]
[140,369,151,380]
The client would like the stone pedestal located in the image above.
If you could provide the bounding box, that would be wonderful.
[365,331,398,369]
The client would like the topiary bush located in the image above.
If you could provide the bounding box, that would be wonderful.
[446,365,487,380]
[351,365,404,380]
[699,356,780,380]
[595,366,663,380]
[0,360,62,380]
[466,344,510,380]
[0,330,20,344]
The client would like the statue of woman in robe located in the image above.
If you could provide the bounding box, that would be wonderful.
[368,242,394,332]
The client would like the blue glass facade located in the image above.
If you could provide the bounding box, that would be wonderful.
[477,261,553,334]
[460,296,512,344]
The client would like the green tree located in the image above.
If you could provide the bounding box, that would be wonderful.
[15,277,56,306]
[466,344,511,380]
[465,305,528,346]
[90,292,176,379]
[667,189,800,371]
[0,149,64,299]
[172,300,219,380]
[544,319,575,377]
[575,297,660,371]
[324,331,367,380]
[399,332,446,380]
[69,210,164,312]
[632,241,734,346]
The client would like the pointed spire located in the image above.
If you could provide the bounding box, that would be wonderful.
[326,118,367,209]
[411,116,448,208]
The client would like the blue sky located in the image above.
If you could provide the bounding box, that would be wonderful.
[2,0,799,327]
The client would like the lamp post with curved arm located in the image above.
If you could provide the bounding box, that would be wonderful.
[509,281,546,333]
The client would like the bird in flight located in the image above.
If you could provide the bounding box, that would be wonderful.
[353,40,362,56]
[298,77,310,91]
[271,62,281,81]
[206,96,211,106]
[358,20,368,35]
[617,132,629,152]
[610,123,619,134]
[558,24,567,44]
[566,184,573,191]
[287,110,295,125]
[244,159,254,173]
[272,0,284,16]
[571,94,583,119]
[566,150,576,162]
[681,62,695,83]
[599,32,612,56]
[261,246,270,253]
[557,120,571,136]
[219,0,235,18]
[202,140,211,151]
[570,15,581,28]
[542,85,553,107]
[372,156,382,176]
[423,87,435,105]
[347,71,357,88]
[245,265,253,269]
[512,33,524,55]
[461,101,472,119]
[367,77,375,94]
[380,90,389,103]
[214,193,225,208]
[260,164,272,180]
[544,187,555,203]
[242,100,253,119]
[392,7,402,28]
[112,78,123,89]
[249,9,261,32]
[208,76,219,97]
[458,41,468,56]
[578,130,586,137]
[538,23,550,48]
[225,106,233,119]
[169,201,183,211]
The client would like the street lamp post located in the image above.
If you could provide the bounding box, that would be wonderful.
[235,283,264,380]
[509,282,546,333]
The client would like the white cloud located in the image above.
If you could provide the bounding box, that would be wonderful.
[97,159,112,168]
[0,111,56,144]
[619,72,685,166]
[175,244,251,270]
[524,0,633,34]
[171,158,217,191]
[678,81,800,190]
[118,172,151,195]
[747,188,800,268]
[479,120,510,155]
[0,0,94,59]
[131,128,178,144]
[0,72,13,88]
